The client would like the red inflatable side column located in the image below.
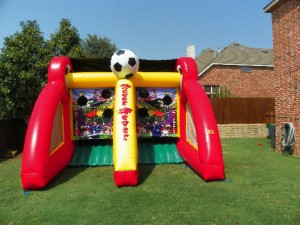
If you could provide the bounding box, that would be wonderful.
[176,57,225,181]
[21,57,75,190]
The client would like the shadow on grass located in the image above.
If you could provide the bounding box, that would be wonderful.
[42,137,180,188]
[45,139,112,189]
[45,167,87,190]
[0,156,17,164]
[137,138,158,185]
[0,151,22,163]
[45,164,156,189]
[138,164,156,185]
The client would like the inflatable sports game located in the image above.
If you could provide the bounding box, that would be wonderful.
[21,50,225,189]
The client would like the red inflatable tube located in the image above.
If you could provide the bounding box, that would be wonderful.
[21,57,74,190]
[176,57,225,181]
[114,170,139,187]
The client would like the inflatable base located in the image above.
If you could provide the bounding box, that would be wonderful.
[69,139,183,166]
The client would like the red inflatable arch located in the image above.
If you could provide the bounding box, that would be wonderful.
[21,56,225,190]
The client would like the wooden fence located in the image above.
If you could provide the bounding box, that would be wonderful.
[209,98,275,124]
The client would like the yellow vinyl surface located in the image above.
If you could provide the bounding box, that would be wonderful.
[67,72,180,88]
[113,79,138,171]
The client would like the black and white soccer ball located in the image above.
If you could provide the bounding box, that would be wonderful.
[110,49,139,79]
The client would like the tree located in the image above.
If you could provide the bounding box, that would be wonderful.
[0,18,118,120]
[0,20,48,119]
[82,34,117,58]
[47,18,85,58]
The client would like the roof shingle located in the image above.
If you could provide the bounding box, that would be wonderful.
[195,42,274,75]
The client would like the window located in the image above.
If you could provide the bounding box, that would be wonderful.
[240,67,252,73]
[203,85,220,97]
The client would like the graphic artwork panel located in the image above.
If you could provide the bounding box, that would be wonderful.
[71,88,114,140]
[136,87,179,138]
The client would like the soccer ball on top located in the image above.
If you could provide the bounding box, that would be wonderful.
[110,49,139,79]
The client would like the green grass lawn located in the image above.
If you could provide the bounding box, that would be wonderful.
[0,138,299,225]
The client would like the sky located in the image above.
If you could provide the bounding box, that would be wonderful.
[0,0,273,60]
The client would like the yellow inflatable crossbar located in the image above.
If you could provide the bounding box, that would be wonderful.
[67,72,180,88]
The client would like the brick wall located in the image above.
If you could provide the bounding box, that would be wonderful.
[199,65,275,97]
[218,124,268,138]
[271,0,300,155]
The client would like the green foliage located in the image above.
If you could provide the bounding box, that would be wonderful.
[0,21,48,118]
[47,18,85,58]
[82,34,117,58]
[0,18,118,119]
[211,86,232,98]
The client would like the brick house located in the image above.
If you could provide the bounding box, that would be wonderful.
[195,42,275,98]
[264,0,300,155]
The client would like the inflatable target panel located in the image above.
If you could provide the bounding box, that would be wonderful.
[21,56,225,190]
[136,87,179,138]
[71,88,114,140]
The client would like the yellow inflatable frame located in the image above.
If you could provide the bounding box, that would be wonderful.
[67,71,181,186]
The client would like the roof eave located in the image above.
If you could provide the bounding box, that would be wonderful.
[264,0,281,13]
[198,63,274,77]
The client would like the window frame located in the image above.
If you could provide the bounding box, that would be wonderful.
[240,67,253,73]
[203,85,220,97]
